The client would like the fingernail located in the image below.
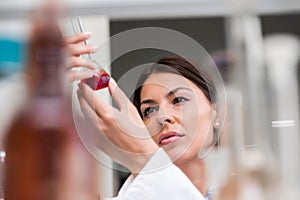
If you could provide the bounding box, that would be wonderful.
[87,62,98,71]
[83,32,92,37]
[92,45,98,52]
[92,46,98,53]
[109,78,117,88]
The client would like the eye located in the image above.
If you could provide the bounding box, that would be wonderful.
[142,105,159,118]
[173,96,189,104]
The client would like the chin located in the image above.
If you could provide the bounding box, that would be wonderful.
[163,145,193,165]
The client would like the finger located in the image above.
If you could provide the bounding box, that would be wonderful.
[65,56,98,71]
[78,82,113,117]
[108,78,131,110]
[66,43,96,57]
[78,91,114,145]
[78,89,109,137]
[77,89,121,155]
[66,69,95,82]
[77,89,100,125]
[64,32,92,45]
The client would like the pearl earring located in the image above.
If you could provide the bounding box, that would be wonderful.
[214,121,220,128]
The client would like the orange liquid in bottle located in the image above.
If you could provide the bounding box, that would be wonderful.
[3,3,98,200]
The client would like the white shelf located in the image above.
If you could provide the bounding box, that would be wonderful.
[0,0,299,20]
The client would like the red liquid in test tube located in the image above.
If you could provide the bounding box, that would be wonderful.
[82,70,110,90]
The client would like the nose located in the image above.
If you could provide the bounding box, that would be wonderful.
[156,106,175,128]
[157,117,172,127]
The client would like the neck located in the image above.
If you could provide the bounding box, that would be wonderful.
[178,157,208,195]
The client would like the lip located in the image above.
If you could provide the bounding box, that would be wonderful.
[158,131,184,145]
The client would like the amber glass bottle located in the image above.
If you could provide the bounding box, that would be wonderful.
[3,3,98,200]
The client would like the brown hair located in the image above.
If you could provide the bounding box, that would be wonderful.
[133,55,217,117]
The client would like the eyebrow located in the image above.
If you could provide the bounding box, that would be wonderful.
[167,87,192,97]
[140,87,192,105]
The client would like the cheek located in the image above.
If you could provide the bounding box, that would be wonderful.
[183,106,213,146]
[143,118,160,140]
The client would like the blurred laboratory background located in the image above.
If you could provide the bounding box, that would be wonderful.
[0,0,299,199]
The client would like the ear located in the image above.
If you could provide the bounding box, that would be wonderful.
[212,103,218,121]
[212,104,221,131]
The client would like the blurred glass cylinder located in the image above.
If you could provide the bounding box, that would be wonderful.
[0,150,5,200]
[264,33,300,191]
[220,0,297,199]
[3,2,98,200]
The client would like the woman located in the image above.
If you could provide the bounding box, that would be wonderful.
[65,32,222,200]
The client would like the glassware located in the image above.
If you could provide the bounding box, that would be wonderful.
[0,150,5,200]
[71,16,110,90]
[3,3,98,199]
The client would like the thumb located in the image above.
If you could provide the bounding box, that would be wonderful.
[109,78,131,110]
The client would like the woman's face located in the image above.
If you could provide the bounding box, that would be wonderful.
[140,72,216,165]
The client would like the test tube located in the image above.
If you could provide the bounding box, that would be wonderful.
[71,16,110,90]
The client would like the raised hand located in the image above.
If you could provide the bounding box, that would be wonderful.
[63,32,98,81]
[77,78,159,173]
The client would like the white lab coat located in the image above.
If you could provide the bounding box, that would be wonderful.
[105,148,205,200]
